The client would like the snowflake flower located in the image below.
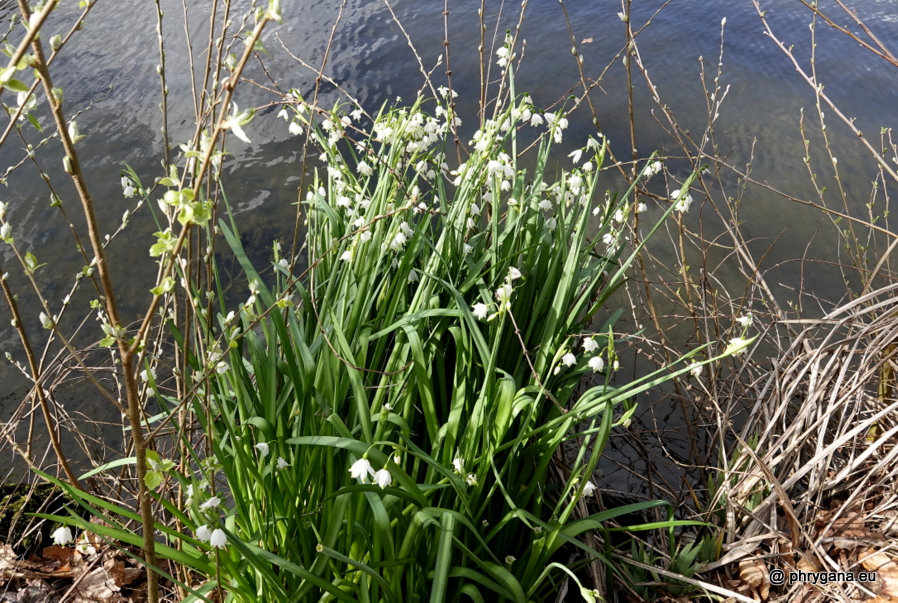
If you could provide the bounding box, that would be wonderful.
[390,232,407,251]
[52,526,73,546]
[495,283,513,308]
[725,337,750,356]
[358,161,373,176]
[210,529,227,549]
[671,189,693,212]
[200,496,221,511]
[374,469,392,489]
[195,525,212,542]
[349,458,375,483]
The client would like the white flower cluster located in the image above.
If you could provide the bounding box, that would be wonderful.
[643,160,662,179]
[180,483,229,549]
[582,337,606,372]
[487,152,515,192]
[437,85,459,100]
[121,176,136,198]
[495,38,516,69]
[451,457,478,487]
[413,159,437,181]
[372,105,451,155]
[349,458,392,489]
[0,201,11,244]
[602,231,621,255]
[471,267,522,321]
[276,90,309,136]
[195,524,227,549]
[544,112,569,144]
[671,188,693,212]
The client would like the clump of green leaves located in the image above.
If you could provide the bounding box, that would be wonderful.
[42,83,727,601]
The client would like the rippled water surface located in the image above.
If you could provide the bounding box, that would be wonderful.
[1,0,897,478]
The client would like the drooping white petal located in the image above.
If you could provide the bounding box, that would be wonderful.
[199,496,221,511]
[196,525,212,542]
[349,458,375,483]
[210,528,227,549]
[373,469,392,489]
[52,526,73,546]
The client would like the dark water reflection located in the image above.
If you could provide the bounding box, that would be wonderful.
[1,0,897,484]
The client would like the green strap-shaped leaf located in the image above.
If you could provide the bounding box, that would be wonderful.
[430,511,456,603]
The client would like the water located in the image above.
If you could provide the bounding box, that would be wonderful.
[1,0,896,484]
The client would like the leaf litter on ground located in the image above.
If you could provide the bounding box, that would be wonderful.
[0,541,147,602]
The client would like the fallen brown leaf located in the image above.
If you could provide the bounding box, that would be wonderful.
[862,548,898,599]
[16,578,58,603]
[796,552,820,573]
[41,546,76,564]
[71,565,121,603]
[815,509,884,550]
[0,544,41,580]
[791,585,825,603]
[0,544,19,572]
[104,559,141,589]
[739,557,770,601]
